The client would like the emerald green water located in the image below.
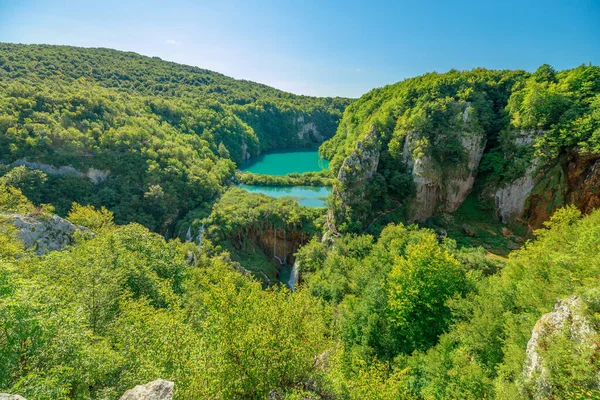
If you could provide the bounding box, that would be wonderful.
[238,150,332,208]
[238,184,331,208]
[240,150,330,176]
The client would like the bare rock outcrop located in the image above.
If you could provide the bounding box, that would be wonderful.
[13,158,109,184]
[336,125,380,204]
[0,394,27,400]
[403,104,486,221]
[120,379,174,400]
[494,163,539,224]
[523,296,597,399]
[2,213,92,255]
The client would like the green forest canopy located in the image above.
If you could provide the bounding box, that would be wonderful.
[0,43,350,232]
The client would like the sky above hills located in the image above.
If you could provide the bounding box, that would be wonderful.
[1,0,599,98]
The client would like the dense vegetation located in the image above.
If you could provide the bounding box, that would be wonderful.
[203,188,325,281]
[0,43,349,233]
[235,170,334,187]
[322,65,600,233]
[2,184,598,399]
[0,43,598,400]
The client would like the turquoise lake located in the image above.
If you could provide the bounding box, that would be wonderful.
[240,150,330,176]
[238,184,331,208]
[238,150,332,208]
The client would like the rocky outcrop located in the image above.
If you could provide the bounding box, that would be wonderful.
[523,296,597,398]
[2,213,92,255]
[566,151,600,213]
[86,167,110,184]
[403,104,486,221]
[0,380,174,400]
[12,158,109,184]
[492,130,542,225]
[336,125,380,203]
[494,163,539,224]
[234,227,310,265]
[241,142,251,161]
[0,395,27,400]
[498,148,600,229]
[296,115,325,142]
[120,379,174,400]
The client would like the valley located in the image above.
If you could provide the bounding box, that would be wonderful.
[0,43,598,400]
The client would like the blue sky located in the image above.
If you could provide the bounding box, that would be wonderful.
[1,0,598,97]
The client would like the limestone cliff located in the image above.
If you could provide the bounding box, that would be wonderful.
[232,227,310,265]
[494,148,600,230]
[403,104,486,221]
[332,125,380,228]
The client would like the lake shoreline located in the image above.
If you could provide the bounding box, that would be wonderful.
[237,149,333,208]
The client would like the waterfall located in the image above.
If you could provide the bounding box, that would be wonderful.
[186,226,192,242]
[287,261,300,290]
[273,227,283,264]
[196,225,204,246]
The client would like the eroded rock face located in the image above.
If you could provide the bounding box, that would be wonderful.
[336,125,380,204]
[0,394,27,400]
[494,163,539,224]
[3,213,92,255]
[567,152,600,213]
[496,144,600,229]
[403,104,486,221]
[120,379,174,400]
[13,158,109,184]
[523,296,597,398]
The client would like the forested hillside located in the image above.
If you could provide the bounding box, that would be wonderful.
[1,42,599,400]
[0,43,349,232]
[323,65,600,234]
[2,185,599,399]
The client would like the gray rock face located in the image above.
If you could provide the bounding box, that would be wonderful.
[492,130,542,224]
[0,394,27,400]
[120,379,174,400]
[3,213,92,255]
[13,158,109,184]
[523,296,597,399]
[336,125,380,203]
[494,163,538,224]
[402,104,486,221]
[241,142,250,161]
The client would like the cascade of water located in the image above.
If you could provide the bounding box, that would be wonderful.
[273,226,283,264]
[196,225,204,246]
[186,226,192,242]
[287,261,300,290]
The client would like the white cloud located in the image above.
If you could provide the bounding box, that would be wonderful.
[355,68,361,72]
[165,39,179,45]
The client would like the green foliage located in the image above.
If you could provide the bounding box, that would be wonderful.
[299,223,469,359]
[323,65,599,232]
[236,170,334,187]
[0,166,48,204]
[0,43,349,234]
[0,203,331,399]
[0,183,35,213]
[67,203,115,232]
[410,206,600,399]
[508,64,600,158]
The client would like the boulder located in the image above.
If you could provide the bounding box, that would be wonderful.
[2,213,92,255]
[120,379,174,400]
